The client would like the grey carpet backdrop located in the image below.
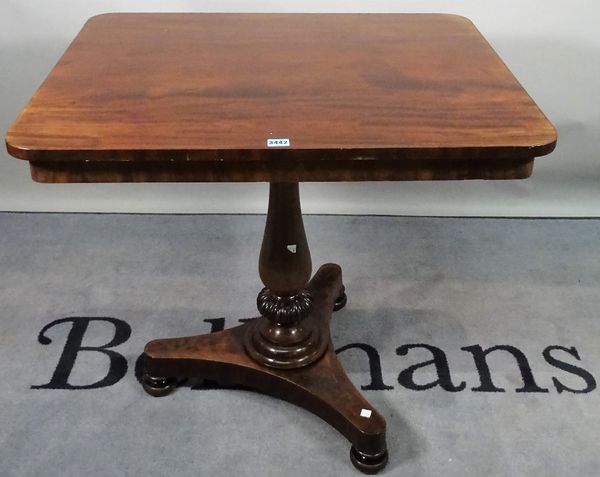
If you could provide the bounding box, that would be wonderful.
[0,213,598,476]
[1,0,599,216]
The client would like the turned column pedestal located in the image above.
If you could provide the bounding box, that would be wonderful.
[141,183,388,473]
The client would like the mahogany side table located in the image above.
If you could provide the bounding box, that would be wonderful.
[5,13,556,473]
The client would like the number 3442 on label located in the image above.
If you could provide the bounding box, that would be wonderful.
[267,138,290,147]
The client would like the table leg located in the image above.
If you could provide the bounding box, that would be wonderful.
[142,183,388,474]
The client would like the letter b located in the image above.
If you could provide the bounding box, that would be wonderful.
[32,317,131,390]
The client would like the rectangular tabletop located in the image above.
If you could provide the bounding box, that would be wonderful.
[5,13,556,183]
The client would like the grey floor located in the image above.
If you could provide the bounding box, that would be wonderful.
[0,213,599,477]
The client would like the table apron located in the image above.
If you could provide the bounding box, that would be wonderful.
[29,156,535,183]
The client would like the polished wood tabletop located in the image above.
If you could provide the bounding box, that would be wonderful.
[5,13,556,182]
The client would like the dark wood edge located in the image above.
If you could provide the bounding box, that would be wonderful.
[7,141,556,163]
[29,156,535,183]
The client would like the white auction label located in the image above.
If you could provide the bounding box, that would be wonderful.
[267,138,290,147]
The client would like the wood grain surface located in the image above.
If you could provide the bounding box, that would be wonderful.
[5,13,557,182]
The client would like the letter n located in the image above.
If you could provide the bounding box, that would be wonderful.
[336,343,393,390]
[462,345,548,393]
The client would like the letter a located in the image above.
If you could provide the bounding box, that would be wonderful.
[397,344,466,392]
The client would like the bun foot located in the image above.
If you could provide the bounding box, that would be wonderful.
[142,373,176,397]
[350,446,389,474]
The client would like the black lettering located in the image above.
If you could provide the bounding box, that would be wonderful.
[396,344,465,392]
[462,345,548,393]
[32,317,130,390]
[336,343,393,390]
[543,346,596,394]
[204,317,226,333]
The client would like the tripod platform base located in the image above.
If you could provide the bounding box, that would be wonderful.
[143,263,387,473]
